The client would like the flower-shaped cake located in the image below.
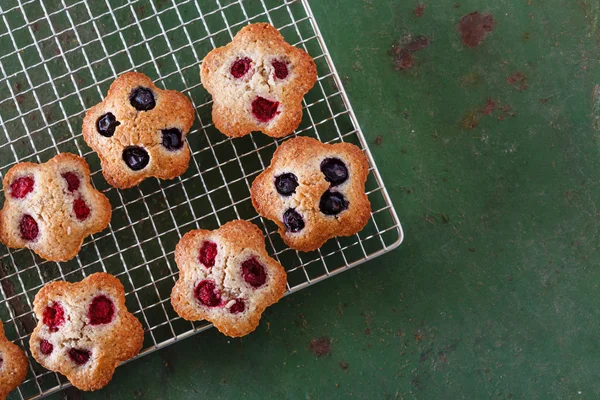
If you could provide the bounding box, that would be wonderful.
[82,72,195,189]
[171,220,287,337]
[201,23,317,138]
[0,153,111,262]
[251,137,372,251]
[0,321,28,400]
[29,273,144,391]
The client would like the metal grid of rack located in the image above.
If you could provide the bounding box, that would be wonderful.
[0,0,403,398]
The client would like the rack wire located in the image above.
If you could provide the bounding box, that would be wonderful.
[0,0,403,398]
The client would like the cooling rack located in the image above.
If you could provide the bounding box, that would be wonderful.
[0,0,403,398]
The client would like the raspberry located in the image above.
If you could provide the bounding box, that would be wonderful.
[252,97,280,122]
[42,303,65,332]
[20,214,39,241]
[10,176,34,199]
[229,299,245,314]
[272,60,289,79]
[40,339,53,355]
[241,257,267,288]
[73,198,90,221]
[194,280,221,307]
[199,241,217,268]
[68,348,91,365]
[62,172,80,192]
[230,57,252,78]
[88,295,115,325]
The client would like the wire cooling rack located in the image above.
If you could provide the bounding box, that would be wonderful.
[0,0,403,398]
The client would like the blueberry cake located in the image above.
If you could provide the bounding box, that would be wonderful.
[82,72,195,189]
[0,321,28,400]
[201,23,317,138]
[171,220,287,337]
[29,273,144,391]
[0,153,112,262]
[251,137,371,251]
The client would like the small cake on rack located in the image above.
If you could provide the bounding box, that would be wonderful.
[171,220,287,337]
[0,321,28,400]
[29,273,144,391]
[0,153,112,262]
[251,136,371,252]
[82,72,195,189]
[201,23,317,138]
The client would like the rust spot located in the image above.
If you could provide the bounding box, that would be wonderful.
[481,98,496,115]
[458,12,495,47]
[309,337,331,357]
[406,36,430,52]
[365,328,371,335]
[414,3,425,17]
[394,48,414,70]
[339,361,349,370]
[540,98,550,104]
[374,135,383,145]
[507,72,528,91]
[397,330,406,337]
[391,35,430,70]
[439,352,448,363]
[460,111,480,129]
[469,247,476,252]
[414,331,423,343]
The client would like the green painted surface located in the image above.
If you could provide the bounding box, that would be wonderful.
[5,0,600,398]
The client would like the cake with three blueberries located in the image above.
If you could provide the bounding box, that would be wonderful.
[170,220,287,337]
[0,153,112,262]
[29,273,144,391]
[251,136,372,252]
[201,23,317,138]
[82,72,195,189]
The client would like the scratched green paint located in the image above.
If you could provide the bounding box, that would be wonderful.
[11,0,600,398]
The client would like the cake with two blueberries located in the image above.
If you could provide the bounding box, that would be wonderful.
[0,153,112,262]
[29,273,144,391]
[170,220,287,337]
[251,137,372,252]
[82,72,195,189]
[201,23,317,138]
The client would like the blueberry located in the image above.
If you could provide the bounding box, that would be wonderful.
[275,173,298,196]
[96,112,120,137]
[130,87,155,111]
[320,158,348,186]
[319,191,348,216]
[283,208,305,233]
[161,128,184,151]
[122,146,150,171]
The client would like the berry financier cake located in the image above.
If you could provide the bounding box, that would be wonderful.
[82,72,195,189]
[29,273,144,391]
[200,23,317,138]
[0,153,111,262]
[251,137,371,252]
[0,321,28,400]
[171,220,287,337]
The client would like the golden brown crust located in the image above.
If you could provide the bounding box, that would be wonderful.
[29,273,144,391]
[0,322,28,400]
[82,72,195,189]
[201,23,317,138]
[251,137,372,251]
[171,220,287,337]
[0,153,112,262]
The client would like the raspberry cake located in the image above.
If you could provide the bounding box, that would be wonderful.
[201,23,317,138]
[171,220,287,337]
[0,321,28,400]
[29,273,144,391]
[0,153,111,262]
[251,137,372,251]
[82,72,195,189]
